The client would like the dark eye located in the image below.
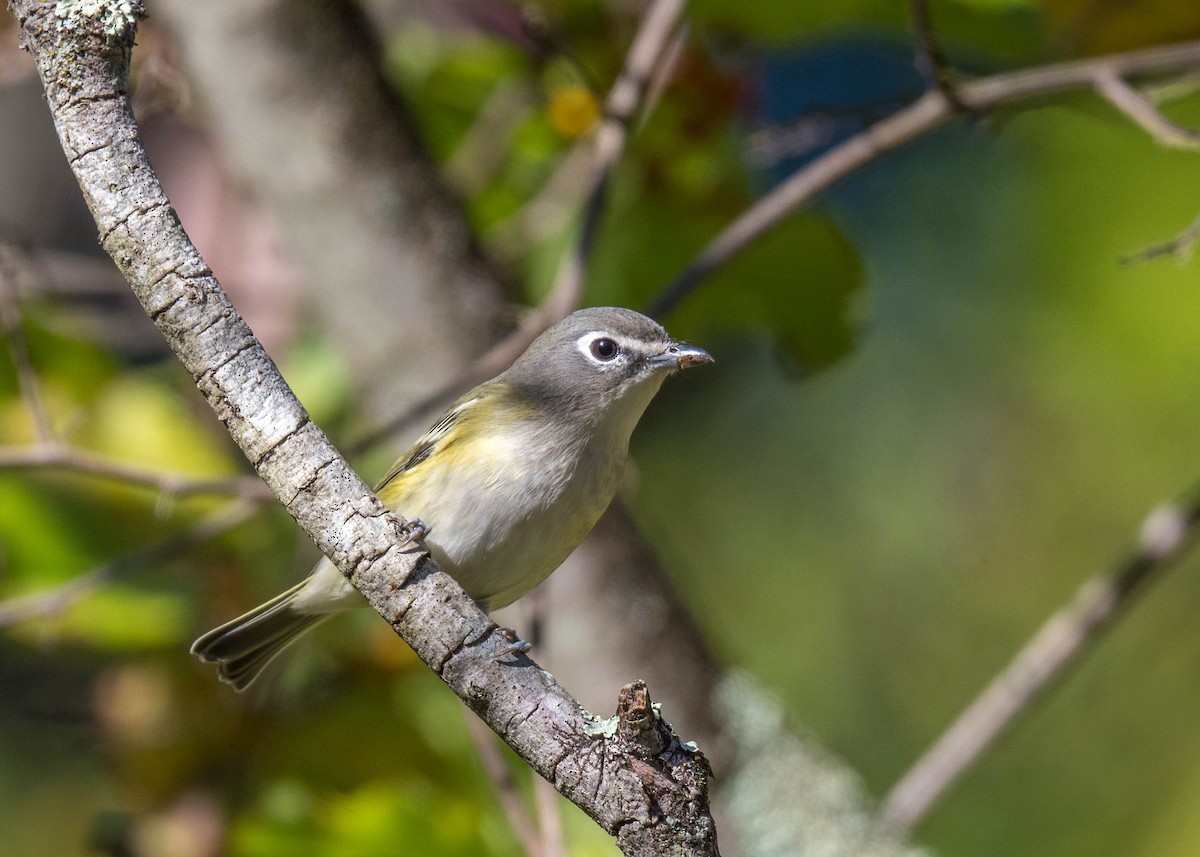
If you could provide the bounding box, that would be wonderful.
[590,337,620,361]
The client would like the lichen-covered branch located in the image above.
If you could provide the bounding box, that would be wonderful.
[6,2,718,852]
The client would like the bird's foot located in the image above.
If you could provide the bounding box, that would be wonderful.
[493,626,532,660]
[397,518,430,547]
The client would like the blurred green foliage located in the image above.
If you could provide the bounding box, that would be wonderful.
[3,0,1200,856]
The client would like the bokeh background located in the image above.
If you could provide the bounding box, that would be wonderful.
[3,1,1200,855]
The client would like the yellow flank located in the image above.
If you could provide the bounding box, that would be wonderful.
[374,385,537,506]
[372,387,592,609]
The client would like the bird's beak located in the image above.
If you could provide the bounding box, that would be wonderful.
[652,341,714,371]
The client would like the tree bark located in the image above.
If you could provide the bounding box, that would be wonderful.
[6,2,719,852]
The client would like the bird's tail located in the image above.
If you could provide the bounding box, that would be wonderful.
[191,581,329,691]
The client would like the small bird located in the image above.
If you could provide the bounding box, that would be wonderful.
[192,307,712,689]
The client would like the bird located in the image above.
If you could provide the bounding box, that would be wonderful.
[191,307,712,689]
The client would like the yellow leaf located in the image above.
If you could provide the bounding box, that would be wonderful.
[548,84,599,139]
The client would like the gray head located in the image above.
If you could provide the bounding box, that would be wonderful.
[502,307,712,418]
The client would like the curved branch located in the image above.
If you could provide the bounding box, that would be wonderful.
[0,443,272,499]
[463,712,545,857]
[6,2,718,853]
[648,39,1200,316]
[0,499,256,626]
[906,0,966,110]
[1123,209,1200,263]
[1094,69,1200,150]
[881,498,1200,829]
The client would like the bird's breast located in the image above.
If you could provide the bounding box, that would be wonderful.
[391,422,625,609]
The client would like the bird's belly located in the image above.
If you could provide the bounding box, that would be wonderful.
[389,428,618,609]
[411,457,616,610]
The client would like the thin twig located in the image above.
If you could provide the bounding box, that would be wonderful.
[1094,68,1200,150]
[1093,71,1200,262]
[1122,209,1200,264]
[518,587,566,857]
[464,711,544,857]
[513,3,603,95]
[745,100,908,168]
[906,0,967,111]
[1142,68,1200,105]
[484,140,596,263]
[534,775,568,857]
[0,499,258,626]
[881,498,1200,830]
[0,443,273,500]
[484,23,687,263]
[351,0,689,455]
[542,0,688,316]
[444,79,536,196]
[647,39,1200,317]
[640,22,688,130]
[0,244,55,442]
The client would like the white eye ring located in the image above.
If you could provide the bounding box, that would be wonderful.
[578,333,623,365]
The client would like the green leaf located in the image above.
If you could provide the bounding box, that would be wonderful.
[669,213,865,372]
